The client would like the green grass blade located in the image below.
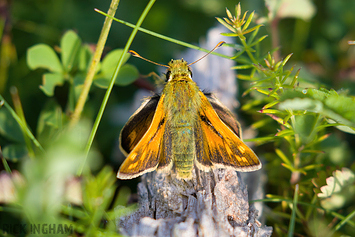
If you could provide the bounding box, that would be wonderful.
[0,94,44,153]
[10,87,35,159]
[95,9,230,59]
[334,208,355,231]
[1,151,12,173]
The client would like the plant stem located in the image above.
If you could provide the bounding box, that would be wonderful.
[77,0,156,176]
[270,17,280,62]
[288,184,299,237]
[70,0,120,128]
[236,28,258,64]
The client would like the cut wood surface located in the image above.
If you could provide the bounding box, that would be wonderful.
[118,168,272,237]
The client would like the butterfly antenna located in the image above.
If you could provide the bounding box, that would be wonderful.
[188,41,225,66]
[129,50,169,68]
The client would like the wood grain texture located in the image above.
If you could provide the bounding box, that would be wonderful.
[117,168,272,237]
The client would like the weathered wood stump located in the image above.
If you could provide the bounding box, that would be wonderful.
[118,168,272,236]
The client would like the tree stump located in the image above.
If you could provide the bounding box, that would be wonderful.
[118,168,272,236]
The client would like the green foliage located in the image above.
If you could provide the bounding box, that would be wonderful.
[218,3,355,236]
[0,108,25,144]
[0,119,131,236]
[279,88,355,134]
[26,30,138,100]
[36,99,63,144]
[94,49,138,88]
[27,44,63,73]
[0,0,140,235]
[64,166,135,236]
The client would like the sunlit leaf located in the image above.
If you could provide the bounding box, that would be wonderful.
[94,64,139,88]
[279,88,355,133]
[327,118,355,134]
[61,30,82,72]
[315,168,355,210]
[27,44,63,73]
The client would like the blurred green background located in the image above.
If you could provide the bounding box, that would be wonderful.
[1,0,355,235]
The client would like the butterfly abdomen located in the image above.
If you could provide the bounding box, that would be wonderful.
[171,122,195,179]
[163,77,201,179]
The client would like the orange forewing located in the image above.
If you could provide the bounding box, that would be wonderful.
[117,94,169,179]
[196,91,261,171]
[119,96,159,155]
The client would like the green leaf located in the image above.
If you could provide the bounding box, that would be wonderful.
[83,166,116,213]
[39,73,65,96]
[27,44,63,73]
[293,114,319,144]
[61,30,82,72]
[0,108,25,143]
[279,88,355,133]
[78,45,94,71]
[327,118,355,134]
[322,90,355,125]
[2,144,28,162]
[37,99,63,144]
[94,64,139,88]
[275,129,294,137]
[115,64,139,86]
[101,49,130,78]
[220,33,238,37]
[279,97,322,111]
[275,148,292,166]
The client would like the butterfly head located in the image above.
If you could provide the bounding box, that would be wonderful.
[166,59,192,82]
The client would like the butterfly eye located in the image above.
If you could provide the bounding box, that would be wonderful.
[165,70,171,81]
[188,68,193,77]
